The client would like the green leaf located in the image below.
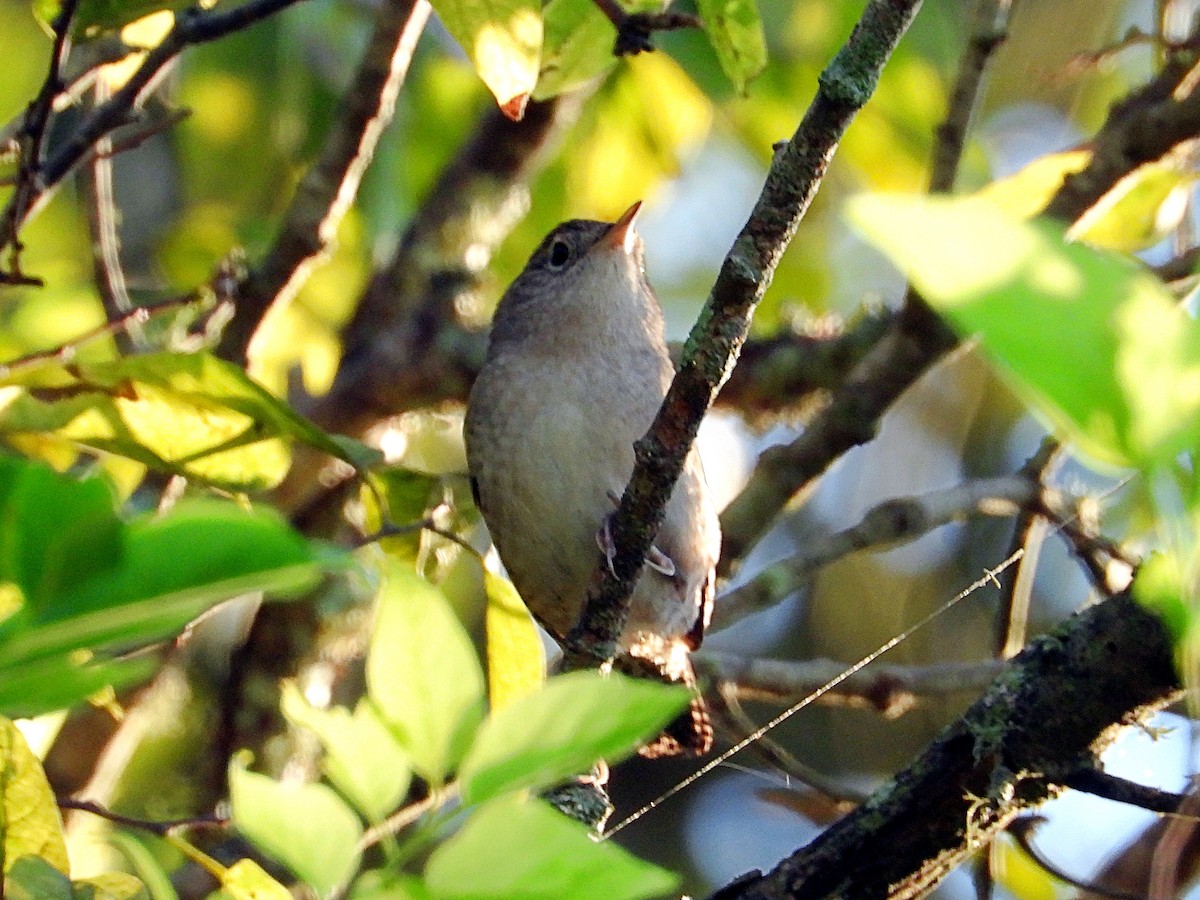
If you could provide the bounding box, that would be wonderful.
[0,654,158,721]
[424,795,678,900]
[457,671,689,804]
[365,564,485,783]
[696,0,767,94]
[1068,159,1198,252]
[229,760,362,899]
[70,872,151,899]
[4,855,72,899]
[0,718,69,875]
[534,0,664,99]
[0,352,379,491]
[845,194,1200,470]
[280,683,412,823]
[534,0,615,100]
[483,570,544,711]
[362,468,441,565]
[347,871,433,900]
[429,0,542,117]
[0,456,337,716]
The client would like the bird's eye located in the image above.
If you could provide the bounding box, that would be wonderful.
[546,239,571,270]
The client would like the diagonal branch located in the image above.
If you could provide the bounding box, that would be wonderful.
[216,0,432,364]
[562,0,927,667]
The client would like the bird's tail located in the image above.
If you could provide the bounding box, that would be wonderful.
[617,637,712,758]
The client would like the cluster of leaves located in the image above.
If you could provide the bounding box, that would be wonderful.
[0,452,692,898]
[230,564,691,899]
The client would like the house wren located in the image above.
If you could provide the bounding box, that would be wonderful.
[465,202,720,755]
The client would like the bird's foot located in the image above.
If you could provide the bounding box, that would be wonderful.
[596,491,677,578]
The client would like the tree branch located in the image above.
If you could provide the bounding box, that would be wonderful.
[217,0,432,364]
[588,0,701,56]
[710,591,1180,899]
[562,0,927,667]
[1,0,81,284]
[714,307,895,418]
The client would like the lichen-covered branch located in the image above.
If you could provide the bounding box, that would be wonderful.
[710,591,1179,899]
[217,0,432,363]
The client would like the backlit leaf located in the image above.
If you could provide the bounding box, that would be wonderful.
[846,194,1200,470]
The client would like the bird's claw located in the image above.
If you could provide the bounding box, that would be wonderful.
[597,491,677,578]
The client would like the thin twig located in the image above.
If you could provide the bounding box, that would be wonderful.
[81,76,138,352]
[0,295,201,380]
[564,0,928,668]
[1061,768,1188,817]
[714,474,1047,631]
[710,688,867,804]
[929,0,1016,192]
[699,652,1005,716]
[59,797,228,836]
[994,437,1061,658]
[588,0,700,55]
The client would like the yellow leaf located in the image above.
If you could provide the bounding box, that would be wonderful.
[0,717,69,876]
[433,0,543,115]
[975,149,1093,219]
[484,569,545,710]
[222,859,293,900]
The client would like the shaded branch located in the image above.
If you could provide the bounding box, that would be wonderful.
[929,0,1016,193]
[309,94,582,438]
[217,0,432,363]
[710,591,1180,899]
[1062,768,1188,817]
[563,0,927,667]
[1044,54,1200,223]
[1,0,81,284]
[59,797,228,836]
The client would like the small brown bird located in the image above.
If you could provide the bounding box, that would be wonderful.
[465,202,720,755]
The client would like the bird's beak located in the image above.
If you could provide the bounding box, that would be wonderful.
[599,201,643,254]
